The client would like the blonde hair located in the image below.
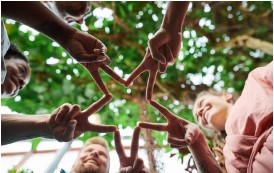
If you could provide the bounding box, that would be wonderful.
[82,136,109,151]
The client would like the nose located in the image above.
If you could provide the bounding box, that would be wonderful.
[90,150,99,157]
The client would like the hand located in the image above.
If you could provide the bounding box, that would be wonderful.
[139,101,201,149]
[148,28,182,72]
[115,126,148,173]
[81,57,125,95]
[48,94,116,142]
[124,51,159,101]
[61,30,110,63]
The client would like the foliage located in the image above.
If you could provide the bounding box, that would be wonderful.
[2,1,273,170]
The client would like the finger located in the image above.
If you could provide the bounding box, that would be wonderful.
[170,143,183,149]
[164,44,174,64]
[94,39,107,53]
[63,104,81,125]
[133,158,144,172]
[114,130,127,159]
[90,71,109,95]
[149,100,175,121]
[82,94,112,116]
[87,123,117,133]
[130,126,140,158]
[76,54,106,63]
[124,64,145,87]
[100,64,126,85]
[185,128,200,145]
[148,40,166,64]
[159,62,168,73]
[55,104,71,124]
[167,135,188,147]
[62,120,77,142]
[119,166,133,173]
[94,48,107,54]
[102,53,111,65]
[146,69,158,101]
[138,122,167,131]
[51,107,61,119]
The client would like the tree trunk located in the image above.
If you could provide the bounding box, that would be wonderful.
[137,91,159,173]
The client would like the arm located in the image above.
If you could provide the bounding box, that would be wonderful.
[2,1,73,45]
[148,2,189,72]
[1,114,51,145]
[139,101,222,173]
[161,1,189,32]
[189,134,222,172]
[2,1,108,63]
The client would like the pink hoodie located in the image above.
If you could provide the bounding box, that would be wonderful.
[224,61,273,173]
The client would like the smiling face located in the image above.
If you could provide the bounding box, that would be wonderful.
[46,1,91,25]
[1,57,30,98]
[72,144,109,173]
[193,93,233,131]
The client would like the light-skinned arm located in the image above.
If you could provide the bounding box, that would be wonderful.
[139,101,222,173]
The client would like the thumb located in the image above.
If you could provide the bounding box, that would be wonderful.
[76,54,106,63]
[63,120,77,141]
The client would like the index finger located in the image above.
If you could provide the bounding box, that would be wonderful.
[87,123,117,133]
[82,94,112,117]
[138,122,167,131]
[130,126,140,158]
[114,130,127,159]
[149,100,175,121]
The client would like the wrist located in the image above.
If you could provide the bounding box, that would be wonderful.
[36,115,53,139]
[161,24,182,33]
[189,130,207,150]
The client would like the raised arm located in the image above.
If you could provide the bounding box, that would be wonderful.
[139,101,222,173]
[2,1,108,63]
[148,1,190,72]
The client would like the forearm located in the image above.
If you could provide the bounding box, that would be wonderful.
[161,1,189,32]
[189,133,222,173]
[2,1,75,45]
[1,114,52,145]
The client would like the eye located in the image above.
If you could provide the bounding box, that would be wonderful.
[64,17,74,23]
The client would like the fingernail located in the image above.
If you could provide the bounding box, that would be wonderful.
[97,55,106,61]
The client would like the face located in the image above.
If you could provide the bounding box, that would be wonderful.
[1,58,30,98]
[47,2,91,25]
[193,94,233,131]
[72,144,109,173]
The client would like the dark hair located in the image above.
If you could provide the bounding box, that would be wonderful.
[55,2,89,17]
[5,43,28,63]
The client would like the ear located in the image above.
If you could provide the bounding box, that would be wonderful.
[224,93,233,103]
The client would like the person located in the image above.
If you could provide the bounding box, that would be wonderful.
[193,61,273,173]
[68,136,110,173]
[147,1,190,73]
[1,43,30,98]
[42,1,92,25]
[139,61,273,173]
[2,93,116,145]
[114,126,148,173]
[1,1,117,145]
[2,1,109,85]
